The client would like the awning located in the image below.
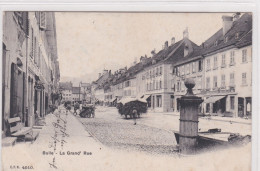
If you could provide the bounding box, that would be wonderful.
[204,96,225,103]
[142,95,151,100]
[118,97,147,105]
[112,97,117,102]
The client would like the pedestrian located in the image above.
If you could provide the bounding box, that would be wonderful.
[132,108,138,125]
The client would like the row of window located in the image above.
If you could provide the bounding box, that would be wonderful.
[146,80,163,91]
[206,72,247,90]
[174,60,203,77]
[105,95,113,99]
[206,49,248,71]
[124,90,132,96]
[142,66,163,80]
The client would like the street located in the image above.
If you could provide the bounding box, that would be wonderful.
[76,106,251,155]
[77,107,178,156]
[2,106,252,171]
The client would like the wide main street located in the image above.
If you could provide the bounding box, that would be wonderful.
[2,105,252,171]
[77,106,251,155]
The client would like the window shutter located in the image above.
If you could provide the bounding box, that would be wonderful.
[40,12,46,30]
[10,63,18,117]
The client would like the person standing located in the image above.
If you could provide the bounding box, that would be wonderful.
[132,108,138,125]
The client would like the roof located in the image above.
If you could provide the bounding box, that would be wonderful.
[59,82,72,90]
[201,13,252,55]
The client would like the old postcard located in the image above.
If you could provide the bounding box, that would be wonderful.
[1,11,253,171]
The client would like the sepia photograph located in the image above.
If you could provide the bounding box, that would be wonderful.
[1,11,253,170]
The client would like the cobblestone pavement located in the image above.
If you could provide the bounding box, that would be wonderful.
[76,107,178,156]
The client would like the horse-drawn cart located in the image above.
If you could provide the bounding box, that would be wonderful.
[79,104,95,118]
[117,97,148,119]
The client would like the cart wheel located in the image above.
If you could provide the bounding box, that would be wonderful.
[81,112,86,118]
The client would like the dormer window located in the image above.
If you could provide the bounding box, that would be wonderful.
[214,40,218,46]
[224,36,229,43]
[235,32,239,39]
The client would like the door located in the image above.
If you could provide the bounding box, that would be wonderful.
[238,97,244,117]
[152,96,155,109]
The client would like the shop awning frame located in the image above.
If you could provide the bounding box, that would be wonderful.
[204,96,226,103]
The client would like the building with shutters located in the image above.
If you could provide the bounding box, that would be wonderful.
[2,12,60,135]
[200,13,252,118]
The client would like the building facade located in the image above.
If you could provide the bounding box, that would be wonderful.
[91,13,252,118]
[2,12,60,134]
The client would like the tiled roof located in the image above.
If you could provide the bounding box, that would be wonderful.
[201,13,252,55]
[59,82,72,90]
[164,39,200,66]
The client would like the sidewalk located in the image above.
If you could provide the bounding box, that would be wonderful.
[1,106,252,171]
[2,106,107,171]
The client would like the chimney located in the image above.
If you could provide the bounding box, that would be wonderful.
[233,12,241,21]
[171,37,175,45]
[222,15,233,36]
[164,41,168,49]
[183,27,189,39]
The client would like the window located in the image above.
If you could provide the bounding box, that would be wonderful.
[153,80,155,90]
[156,81,158,90]
[213,56,218,69]
[242,73,247,85]
[146,83,149,91]
[177,67,180,76]
[181,81,185,91]
[214,40,218,46]
[159,80,162,89]
[230,73,235,86]
[235,33,239,39]
[230,51,235,65]
[242,49,247,63]
[198,60,202,71]
[177,81,181,92]
[213,76,218,88]
[186,64,190,75]
[159,66,162,75]
[150,82,152,90]
[40,12,46,30]
[221,74,226,88]
[206,59,211,71]
[156,95,162,107]
[156,68,159,76]
[181,66,185,75]
[197,76,202,89]
[221,54,226,67]
[224,36,229,43]
[192,62,196,73]
[30,28,34,58]
[230,96,235,110]
[125,81,130,87]
[206,77,210,89]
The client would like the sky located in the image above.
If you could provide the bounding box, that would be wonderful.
[55,12,233,84]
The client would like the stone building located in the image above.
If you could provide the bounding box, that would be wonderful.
[2,11,60,134]
[92,13,252,118]
[201,13,252,117]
